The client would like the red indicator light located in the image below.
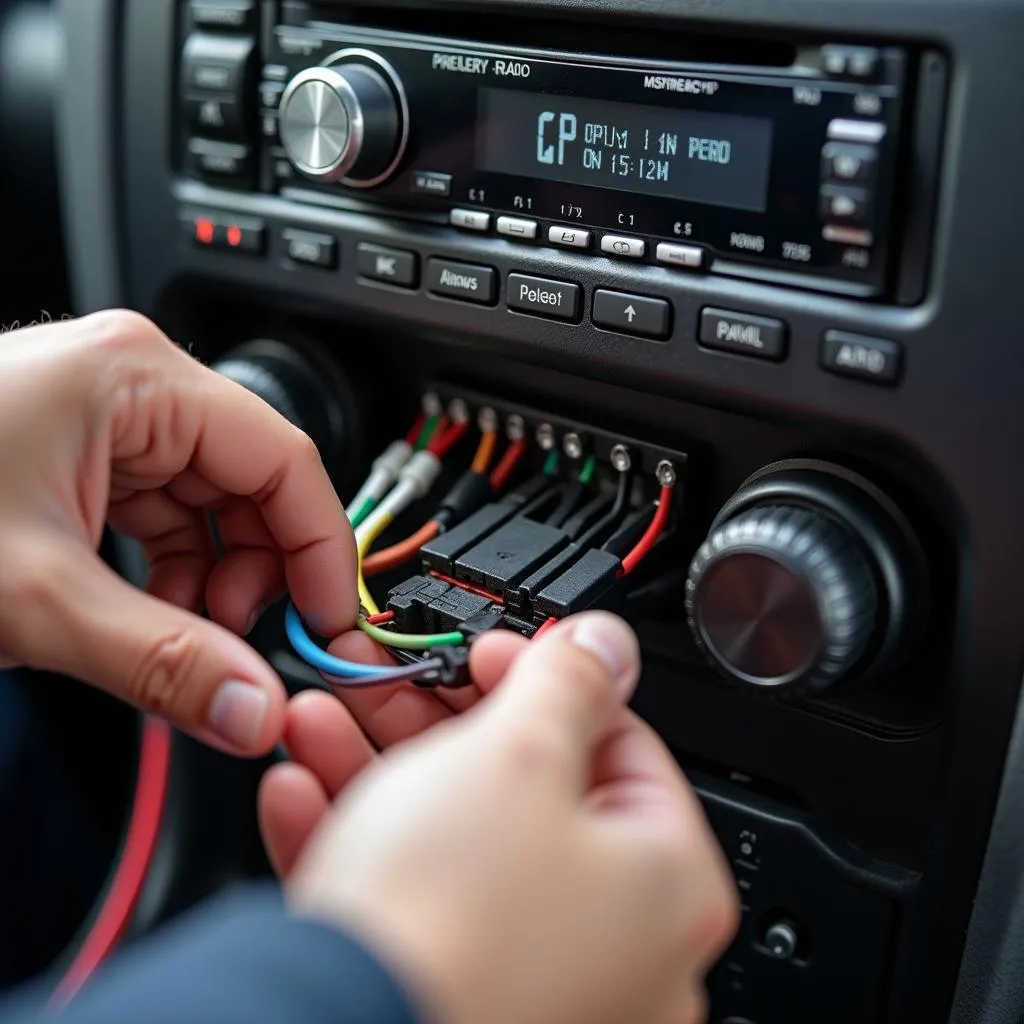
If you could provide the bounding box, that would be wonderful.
[226,224,242,247]
[194,217,215,244]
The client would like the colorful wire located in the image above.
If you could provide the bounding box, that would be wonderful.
[356,509,394,616]
[359,618,466,650]
[620,485,674,576]
[543,450,560,476]
[429,419,470,458]
[404,411,426,445]
[578,454,597,484]
[348,494,376,529]
[490,439,527,491]
[363,521,440,578]
[285,602,434,680]
[472,428,499,474]
[533,616,559,639]
[416,414,441,450]
[429,570,505,604]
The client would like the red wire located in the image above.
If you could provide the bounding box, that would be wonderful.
[620,485,674,577]
[366,610,396,625]
[533,616,559,639]
[428,420,470,458]
[404,411,426,445]
[51,716,173,1007]
[489,439,527,492]
[429,570,505,604]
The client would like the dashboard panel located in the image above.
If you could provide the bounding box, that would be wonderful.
[55,0,1024,1021]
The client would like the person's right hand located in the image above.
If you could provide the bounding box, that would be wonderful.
[261,613,739,1024]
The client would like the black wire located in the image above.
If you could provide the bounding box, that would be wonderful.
[546,481,585,528]
[579,470,632,549]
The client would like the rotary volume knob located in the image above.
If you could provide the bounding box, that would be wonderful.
[277,52,407,187]
[684,461,928,698]
[686,505,878,695]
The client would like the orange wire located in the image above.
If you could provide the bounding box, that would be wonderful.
[362,520,441,578]
[472,429,498,474]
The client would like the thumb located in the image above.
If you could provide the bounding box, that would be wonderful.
[482,612,641,789]
[2,538,285,756]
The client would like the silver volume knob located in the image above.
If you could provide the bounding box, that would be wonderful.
[278,53,406,187]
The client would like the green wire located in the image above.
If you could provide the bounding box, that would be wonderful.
[415,414,440,451]
[543,450,560,475]
[349,495,376,529]
[359,618,465,650]
[578,455,597,485]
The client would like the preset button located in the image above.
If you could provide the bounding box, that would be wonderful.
[699,308,787,361]
[357,243,419,288]
[507,273,581,322]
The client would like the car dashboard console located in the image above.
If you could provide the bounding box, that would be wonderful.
[55,0,1024,1021]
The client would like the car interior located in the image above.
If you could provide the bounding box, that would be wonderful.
[3,0,1024,1020]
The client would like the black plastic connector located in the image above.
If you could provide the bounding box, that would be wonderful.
[455,518,569,592]
[534,549,624,620]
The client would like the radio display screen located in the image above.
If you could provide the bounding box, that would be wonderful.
[476,87,774,213]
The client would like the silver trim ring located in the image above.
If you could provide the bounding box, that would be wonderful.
[278,66,365,182]
[319,47,410,189]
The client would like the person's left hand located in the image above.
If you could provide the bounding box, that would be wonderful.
[0,310,358,755]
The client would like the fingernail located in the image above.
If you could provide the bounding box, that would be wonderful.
[245,604,268,636]
[208,680,269,750]
[571,614,639,700]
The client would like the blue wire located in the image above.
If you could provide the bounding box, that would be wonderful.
[284,602,409,679]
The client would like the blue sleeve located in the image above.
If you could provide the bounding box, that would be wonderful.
[0,884,422,1024]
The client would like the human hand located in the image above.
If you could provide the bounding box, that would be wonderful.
[0,310,357,755]
[261,613,738,1024]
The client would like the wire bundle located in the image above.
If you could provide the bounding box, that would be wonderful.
[289,398,679,683]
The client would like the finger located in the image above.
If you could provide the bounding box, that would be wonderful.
[95,327,357,636]
[206,549,286,635]
[433,629,528,714]
[586,711,698,824]
[258,762,329,878]
[482,612,640,792]
[180,368,357,636]
[107,489,215,612]
[283,689,375,797]
[327,630,455,748]
[2,535,285,756]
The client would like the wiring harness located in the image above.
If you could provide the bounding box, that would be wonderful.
[286,394,683,690]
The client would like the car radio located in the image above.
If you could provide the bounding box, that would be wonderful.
[177,10,928,299]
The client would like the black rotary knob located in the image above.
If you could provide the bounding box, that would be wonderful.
[211,339,356,484]
[685,461,927,697]
[278,51,407,187]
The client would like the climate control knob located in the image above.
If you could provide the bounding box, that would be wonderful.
[277,54,407,187]
[685,461,927,697]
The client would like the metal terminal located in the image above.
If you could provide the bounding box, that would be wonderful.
[448,398,470,424]
[610,444,632,472]
[421,392,442,417]
[563,432,584,460]
[655,459,677,487]
[506,413,525,442]
[477,406,499,433]
[762,921,799,961]
[536,423,556,450]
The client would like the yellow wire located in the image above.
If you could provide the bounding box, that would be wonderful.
[357,510,394,617]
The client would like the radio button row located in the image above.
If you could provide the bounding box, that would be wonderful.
[186,96,246,139]
[412,171,453,197]
[548,225,591,249]
[183,209,264,254]
[426,258,497,304]
[497,216,539,240]
[450,208,491,232]
[283,228,337,269]
[822,330,902,385]
[189,1,255,32]
[822,45,880,80]
[507,273,581,322]
[259,81,285,110]
[821,142,878,185]
[699,308,787,361]
[656,242,705,270]
[827,119,887,145]
[593,290,670,340]
[182,34,254,95]
[601,235,646,260]
[357,243,419,288]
